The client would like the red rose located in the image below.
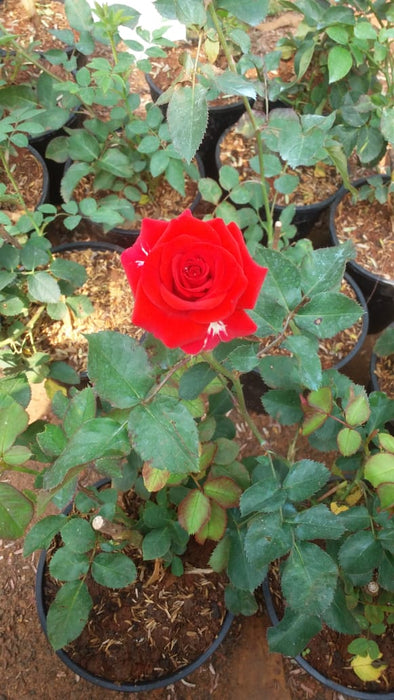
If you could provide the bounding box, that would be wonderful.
[121,210,268,354]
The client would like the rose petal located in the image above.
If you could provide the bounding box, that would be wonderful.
[181,310,258,354]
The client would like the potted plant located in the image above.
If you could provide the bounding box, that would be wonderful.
[30,0,203,244]
[267,0,393,170]
[0,115,94,388]
[1,203,391,693]
[153,0,353,248]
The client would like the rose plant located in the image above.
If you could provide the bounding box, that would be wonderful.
[1,204,393,693]
[0,0,393,693]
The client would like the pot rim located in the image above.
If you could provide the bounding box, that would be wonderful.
[333,271,369,371]
[262,579,394,700]
[214,126,343,211]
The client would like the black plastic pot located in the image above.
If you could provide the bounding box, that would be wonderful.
[10,145,49,209]
[329,178,394,334]
[241,272,369,414]
[215,127,342,240]
[35,477,234,692]
[145,72,254,179]
[262,579,394,700]
[368,323,394,435]
[60,152,205,248]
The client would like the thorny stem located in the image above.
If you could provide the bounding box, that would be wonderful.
[143,356,191,403]
[201,351,266,448]
[207,2,274,245]
[0,150,42,235]
[0,304,45,348]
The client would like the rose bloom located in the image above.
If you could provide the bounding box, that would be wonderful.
[121,210,268,354]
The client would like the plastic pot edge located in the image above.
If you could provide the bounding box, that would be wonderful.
[35,479,234,692]
[262,579,394,700]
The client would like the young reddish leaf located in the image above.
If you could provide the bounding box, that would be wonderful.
[199,442,216,473]
[178,490,211,534]
[195,502,227,545]
[203,476,242,508]
[142,462,170,492]
[301,387,333,436]
[301,411,328,437]
[307,387,333,413]
[378,433,394,453]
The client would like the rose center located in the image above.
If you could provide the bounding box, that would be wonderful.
[174,254,213,299]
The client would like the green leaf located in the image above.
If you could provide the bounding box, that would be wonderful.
[3,445,32,466]
[173,0,206,25]
[50,258,87,289]
[63,387,96,437]
[227,523,267,591]
[64,0,93,32]
[167,84,208,163]
[37,424,67,457]
[204,477,241,508]
[262,390,303,425]
[213,437,239,465]
[23,515,67,556]
[49,547,90,581]
[300,242,355,295]
[142,527,172,559]
[345,394,370,426]
[0,396,29,455]
[48,361,80,385]
[44,418,130,488]
[215,71,256,99]
[87,332,155,408]
[91,552,137,587]
[255,247,301,310]
[179,362,216,400]
[337,427,362,456]
[61,518,96,553]
[224,585,258,616]
[365,452,394,487]
[67,130,101,162]
[339,531,383,577]
[282,335,322,390]
[245,513,293,568]
[283,459,330,501]
[28,272,61,304]
[328,46,353,83]
[178,490,211,534]
[46,580,92,650]
[198,177,222,204]
[240,479,287,516]
[258,355,303,391]
[381,107,394,148]
[128,395,199,474]
[374,326,394,357]
[60,161,91,202]
[267,607,322,657]
[282,542,338,615]
[323,584,361,634]
[294,504,346,540]
[219,165,240,191]
[217,0,268,25]
[0,483,33,539]
[295,293,363,338]
[195,500,227,543]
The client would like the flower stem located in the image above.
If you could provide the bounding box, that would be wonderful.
[201,351,266,447]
